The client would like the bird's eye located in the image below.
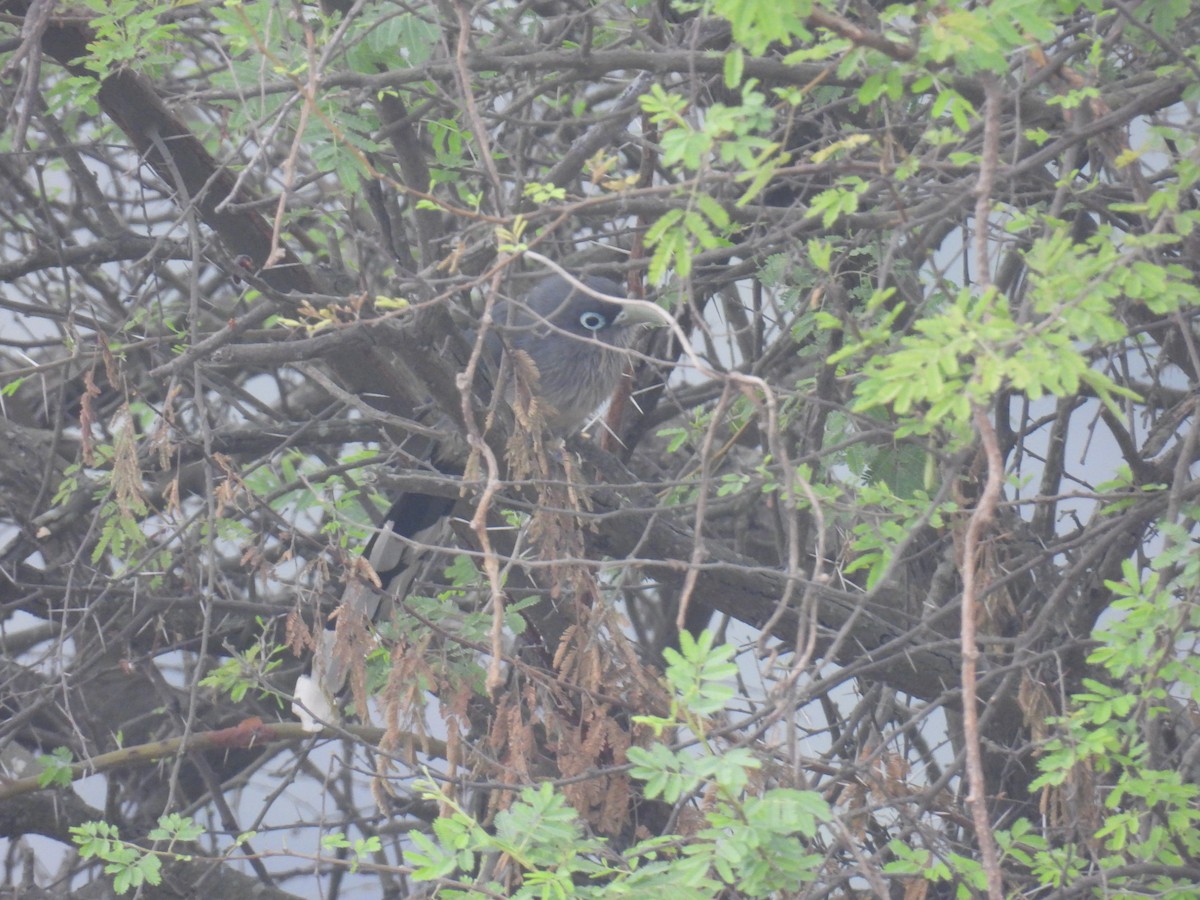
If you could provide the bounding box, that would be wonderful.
[578,311,607,331]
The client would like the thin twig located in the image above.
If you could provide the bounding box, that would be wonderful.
[675,384,729,630]
[458,271,508,694]
[454,0,504,209]
[963,75,1006,900]
[963,407,1005,900]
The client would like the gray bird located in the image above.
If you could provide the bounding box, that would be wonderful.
[294,273,661,729]
[486,274,658,430]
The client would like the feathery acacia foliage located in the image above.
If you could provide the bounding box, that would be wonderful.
[2,0,1200,896]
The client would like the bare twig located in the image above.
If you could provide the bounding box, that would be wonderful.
[453,0,504,210]
[962,75,1006,900]
[962,407,1005,900]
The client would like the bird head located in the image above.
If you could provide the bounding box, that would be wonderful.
[490,274,661,431]
[516,274,661,348]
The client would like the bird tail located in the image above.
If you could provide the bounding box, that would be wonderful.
[293,491,457,732]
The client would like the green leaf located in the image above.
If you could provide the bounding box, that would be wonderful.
[723,48,744,89]
[37,747,76,788]
[695,193,731,232]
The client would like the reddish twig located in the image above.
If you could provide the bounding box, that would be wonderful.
[453,0,504,208]
[962,407,1005,900]
[962,75,1005,900]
